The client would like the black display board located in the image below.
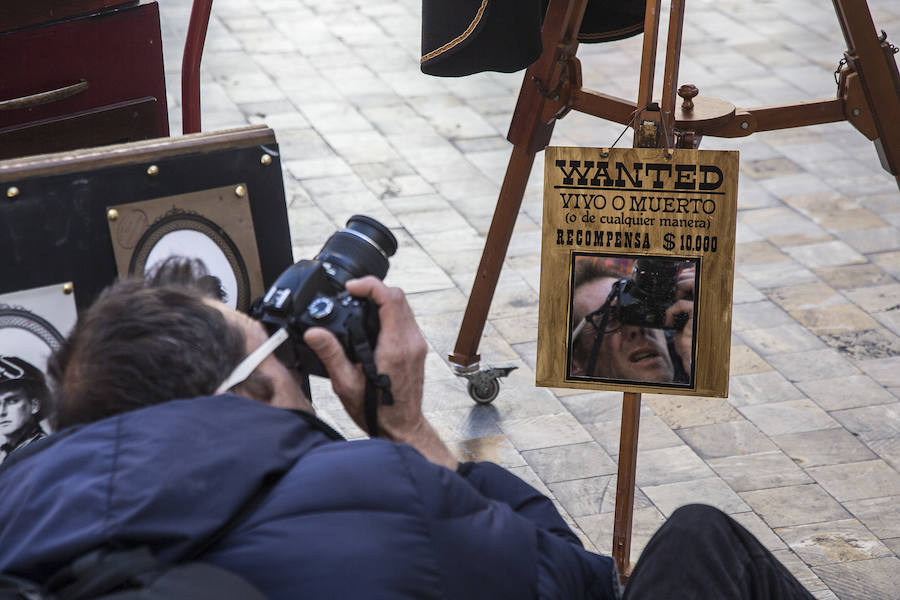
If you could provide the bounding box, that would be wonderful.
[0,125,293,312]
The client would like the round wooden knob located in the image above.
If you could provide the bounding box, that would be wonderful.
[678,84,699,111]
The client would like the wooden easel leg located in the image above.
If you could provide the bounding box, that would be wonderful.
[449,146,536,366]
[832,0,900,181]
[613,392,641,581]
[449,0,588,367]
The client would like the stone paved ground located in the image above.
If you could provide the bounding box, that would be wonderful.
[159,0,900,597]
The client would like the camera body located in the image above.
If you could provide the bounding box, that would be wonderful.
[252,216,397,377]
[614,259,681,330]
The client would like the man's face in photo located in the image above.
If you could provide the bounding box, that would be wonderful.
[0,387,38,438]
[572,277,674,383]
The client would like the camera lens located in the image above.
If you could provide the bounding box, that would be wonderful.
[631,259,678,302]
[315,215,398,286]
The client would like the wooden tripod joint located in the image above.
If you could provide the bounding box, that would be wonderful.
[533,46,583,123]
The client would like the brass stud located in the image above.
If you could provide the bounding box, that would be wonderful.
[6,186,19,198]
[147,164,159,176]
[62,283,74,295]
[234,185,246,198]
[107,208,119,221]
[260,154,273,166]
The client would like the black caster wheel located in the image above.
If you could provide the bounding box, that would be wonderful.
[468,378,500,404]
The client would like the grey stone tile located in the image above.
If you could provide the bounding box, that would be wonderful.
[737,260,819,290]
[730,344,773,376]
[766,349,860,383]
[776,519,893,566]
[422,378,483,412]
[766,282,847,312]
[635,446,715,487]
[872,250,900,279]
[642,477,750,517]
[739,399,840,436]
[739,324,826,356]
[728,370,806,407]
[844,283,900,313]
[548,476,612,518]
[548,475,655,518]
[575,507,666,560]
[771,428,877,468]
[741,484,850,528]
[868,438,900,472]
[807,460,900,502]
[732,277,767,304]
[489,313,539,345]
[558,391,629,425]
[506,464,553,498]
[732,300,798,332]
[499,413,592,451]
[815,264,896,290]
[730,511,788,551]
[427,407,502,443]
[521,442,617,483]
[790,304,881,336]
[450,434,526,469]
[858,357,900,389]
[797,375,897,411]
[586,413,683,457]
[820,328,900,362]
[875,309,900,338]
[784,241,867,269]
[771,550,830,594]
[813,557,900,600]
[677,420,776,459]
[831,403,900,443]
[843,496,900,539]
[645,394,743,429]
[709,451,812,492]
[883,537,900,556]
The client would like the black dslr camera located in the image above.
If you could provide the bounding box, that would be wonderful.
[612,259,684,330]
[252,215,398,377]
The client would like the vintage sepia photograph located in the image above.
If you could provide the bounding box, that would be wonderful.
[567,254,698,388]
[107,185,266,312]
[0,283,77,462]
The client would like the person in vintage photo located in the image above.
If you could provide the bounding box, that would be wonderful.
[0,356,49,462]
[569,256,695,385]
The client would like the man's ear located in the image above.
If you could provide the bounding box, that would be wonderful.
[29,398,40,416]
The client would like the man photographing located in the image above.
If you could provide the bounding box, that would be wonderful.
[0,260,813,598]
[570,258,695,384]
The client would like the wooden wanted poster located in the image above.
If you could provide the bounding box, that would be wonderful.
[536,146,738,397]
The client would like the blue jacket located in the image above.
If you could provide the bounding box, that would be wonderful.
[0,395,619,599]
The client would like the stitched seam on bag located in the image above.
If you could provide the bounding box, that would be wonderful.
[578,22,643,41]
[420,0,489,64]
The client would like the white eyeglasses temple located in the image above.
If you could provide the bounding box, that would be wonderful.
[215,327,290,395]
[572,317,587,340]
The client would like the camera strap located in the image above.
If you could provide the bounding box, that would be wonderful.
[585,280,624,377]
[347,318,394,438]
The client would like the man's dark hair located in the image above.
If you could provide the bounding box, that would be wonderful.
[145,256,227,302]
[572,258,626,296]
[47,279,246,429]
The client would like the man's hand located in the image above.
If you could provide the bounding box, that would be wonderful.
[664,266,694,375]
[303,277,458,470]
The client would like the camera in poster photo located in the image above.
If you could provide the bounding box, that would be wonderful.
[568,255,697,386]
